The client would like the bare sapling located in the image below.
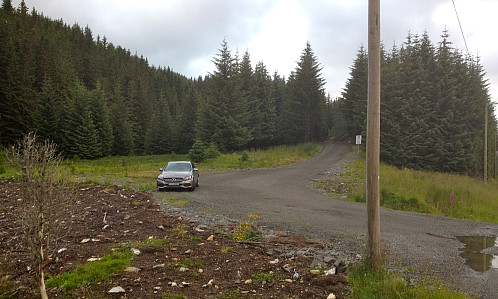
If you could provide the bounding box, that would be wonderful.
[8,133,73,299]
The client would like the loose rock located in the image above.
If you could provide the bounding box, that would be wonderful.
[125,266,141,273]
[108,286,126,294]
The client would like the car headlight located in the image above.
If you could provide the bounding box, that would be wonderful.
[183,175,193,181]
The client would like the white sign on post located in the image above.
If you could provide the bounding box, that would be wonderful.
[355,135,361,155]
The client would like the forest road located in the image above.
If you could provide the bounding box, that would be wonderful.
[168,142,498,298]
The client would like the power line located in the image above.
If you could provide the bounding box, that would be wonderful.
[451,0,469,52]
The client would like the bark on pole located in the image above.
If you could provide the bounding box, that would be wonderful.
[484,103,488,184]
[367,0,381,269]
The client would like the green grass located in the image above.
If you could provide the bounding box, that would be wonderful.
[45,237,172,291]
[215,289,242,299]
[129,237,169,248]
[167,258,204,270]
[251,272,275,283]
[198,143,321,169]
[1,143,321,191]
[320,155,498,224]
[162,294,187,299]
[162,293,187,299]
[45,250,133,290]
[348,261,470,299]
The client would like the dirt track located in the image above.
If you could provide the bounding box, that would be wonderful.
[168,142,498,298]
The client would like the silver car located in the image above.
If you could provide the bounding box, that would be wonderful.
[157,161,199,191]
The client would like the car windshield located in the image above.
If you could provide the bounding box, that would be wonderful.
[165,163,191,172]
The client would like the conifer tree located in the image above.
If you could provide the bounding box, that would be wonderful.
[271,72,288,144]
[33,75,64,146]
[196,39,251,151]
[341,45,368,139]
[291,42,327,142]
[62,83,101,159]
[145,96,173,155]
[238,50,256,143]
[90,82,113,156]
[336,29,496,175]
[110,84,134,156]
[251,61,276,148]
[280,73,304,144]
[175,84,200,153]
[1,0,13,14]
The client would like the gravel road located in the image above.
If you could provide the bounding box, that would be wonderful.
[164,142,498,298]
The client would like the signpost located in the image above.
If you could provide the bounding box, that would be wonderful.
[356,135,361,155]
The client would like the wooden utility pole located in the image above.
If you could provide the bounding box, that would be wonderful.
[494,133,496,179]
[484,103,488,184]
[366,0,381,269]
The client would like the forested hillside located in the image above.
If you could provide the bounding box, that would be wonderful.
[1,1,496,176]
[329,32,497,176]
[0,1,329,158]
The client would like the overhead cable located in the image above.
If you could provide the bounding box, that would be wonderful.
[451,0,469,52]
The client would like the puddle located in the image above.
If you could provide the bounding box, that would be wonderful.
[456,236,498,272]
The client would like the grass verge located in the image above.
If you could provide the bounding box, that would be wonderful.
[348,260,471,299]
[318,154,498,224]
[0,143,322,190]
[45,249,133,290]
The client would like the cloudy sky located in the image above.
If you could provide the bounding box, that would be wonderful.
[13,0,498,104]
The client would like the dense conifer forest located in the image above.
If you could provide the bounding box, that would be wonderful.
[330,32,497,176]
[1,1,496,176]
[0,1,328,158]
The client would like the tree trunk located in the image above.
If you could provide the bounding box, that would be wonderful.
[39,266,48,299]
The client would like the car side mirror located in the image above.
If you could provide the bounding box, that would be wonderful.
[193,168,198,172]
[159,168,163,172]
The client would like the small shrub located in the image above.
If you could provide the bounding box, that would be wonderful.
[188,139,206,163]
[239,151,249,163]
[354,194,365,203]
[173,224,186,237]
[189,236,202,242]
[381,189,431,213]
[205,143,221,159]
[233,214,261,241]
[251,272,274,283]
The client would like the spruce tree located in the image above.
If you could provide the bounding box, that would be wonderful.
[195,39,251,151]
[280,73,304,144]
[251,61,276,148]
[1,0,13,14]
[110,84,134,156]
[33,75,64,146]
[341,45,368,140]
[144,96,173,155]
[175,84,199,153]
[291,42,327,142]
[90,82,113,156]
[62,83,101,159]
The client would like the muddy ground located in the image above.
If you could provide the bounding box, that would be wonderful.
[0,181,349,298]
